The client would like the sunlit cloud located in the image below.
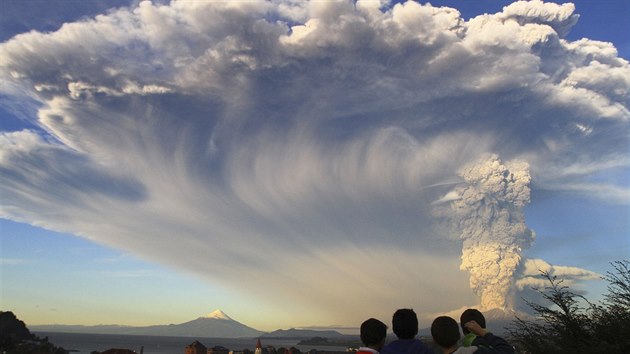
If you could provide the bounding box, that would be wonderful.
[1,0,628,324]
[515,258,601,290]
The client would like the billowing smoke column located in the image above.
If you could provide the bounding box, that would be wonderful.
[437,154,534,310]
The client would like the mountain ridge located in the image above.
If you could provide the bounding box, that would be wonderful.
[30,309,346,338]
[262,328,344,338]
[30,309,263,338]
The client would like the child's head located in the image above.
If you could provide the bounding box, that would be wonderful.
[392,309,418,339]
[360,318,387,349]
[460,309,486,334]
[431,316,460,349]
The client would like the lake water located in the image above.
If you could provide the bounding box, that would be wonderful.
[34,332,350,354]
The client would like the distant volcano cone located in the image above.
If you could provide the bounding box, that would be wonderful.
[205,309,233,320]
[478,307,532,334]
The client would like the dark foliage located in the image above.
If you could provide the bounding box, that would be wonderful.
[508,260,630,354]
[0,311,67,353]
[1,311,35,343]
[589,260,630,353]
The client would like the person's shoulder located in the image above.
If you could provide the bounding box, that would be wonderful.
[356,348,379,354]
[473,333,515,354]
[410,339,432,353]
[382,339,431,354]
[380,342,397,354]
[470,334,486,347]
[478,333,509,344]
[382,340,399,349]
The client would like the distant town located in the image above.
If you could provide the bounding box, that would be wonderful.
[181,338,351,354]
[90,334,436,354]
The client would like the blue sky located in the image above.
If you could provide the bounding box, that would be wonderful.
[1,0,629,332]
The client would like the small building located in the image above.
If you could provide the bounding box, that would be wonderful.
[186,340,208,354]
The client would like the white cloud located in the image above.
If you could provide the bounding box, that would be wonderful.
[0,0,628,326]
[500,0,578,37]
[516,258,601,290]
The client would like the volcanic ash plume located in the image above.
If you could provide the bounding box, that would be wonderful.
[437,155,534,310]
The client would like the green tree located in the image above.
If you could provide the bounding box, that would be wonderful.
[508,260,630,354]
[590,260,630,353]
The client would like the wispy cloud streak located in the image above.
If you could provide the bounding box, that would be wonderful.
[1,0,628,323]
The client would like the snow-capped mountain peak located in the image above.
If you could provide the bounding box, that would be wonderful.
[205,309,233,320]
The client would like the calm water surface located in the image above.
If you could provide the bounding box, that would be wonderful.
[35,332,348,354]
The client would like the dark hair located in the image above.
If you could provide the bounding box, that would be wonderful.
[392,309,418,339]
[360,318,387,346]
[460,309,486,334]
[431,316,460,348]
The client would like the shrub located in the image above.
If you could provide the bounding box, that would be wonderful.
[508,260,630,354]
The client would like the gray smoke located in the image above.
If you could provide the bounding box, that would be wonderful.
[435,154,534,310]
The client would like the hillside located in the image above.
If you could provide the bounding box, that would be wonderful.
[31,310,263,338]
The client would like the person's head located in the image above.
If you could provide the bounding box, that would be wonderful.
[360,318,387,350]
[460,309,486,335]
[392,309,418,339]
[431,316,460,349]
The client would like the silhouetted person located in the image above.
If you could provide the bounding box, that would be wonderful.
[357,318,388,354]
[431,316,514,354]
[459,309,486,347]
[381,309,433,354]
[431,316,468,354]
[459,308,510,351]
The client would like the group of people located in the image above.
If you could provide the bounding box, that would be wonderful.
[357,309,514,354]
